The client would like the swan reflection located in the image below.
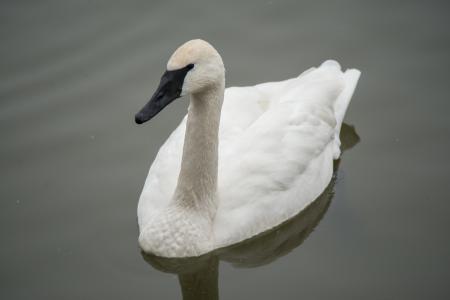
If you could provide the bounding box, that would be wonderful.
[142,123,359,300]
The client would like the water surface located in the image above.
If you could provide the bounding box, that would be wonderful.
[1,0,449,299]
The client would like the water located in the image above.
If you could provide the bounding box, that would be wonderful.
[1,0,449,299]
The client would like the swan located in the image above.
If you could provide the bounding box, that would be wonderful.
[135,39,360,258]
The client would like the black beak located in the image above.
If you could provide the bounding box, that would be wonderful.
[135,64,194,124]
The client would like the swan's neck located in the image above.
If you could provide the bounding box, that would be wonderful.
[173,82,224,219]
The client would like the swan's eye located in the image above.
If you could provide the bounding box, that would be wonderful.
[186,64,194,70]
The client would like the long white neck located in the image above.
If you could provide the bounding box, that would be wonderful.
[173,81,224,220]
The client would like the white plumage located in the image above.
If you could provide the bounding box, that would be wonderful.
[136,39,360,257]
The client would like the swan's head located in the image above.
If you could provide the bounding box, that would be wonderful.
[135,39,224,124]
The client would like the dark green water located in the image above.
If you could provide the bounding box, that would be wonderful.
[1,0,449,299]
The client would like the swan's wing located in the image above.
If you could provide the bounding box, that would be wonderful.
[215,61,360,246]
[217,67,318,147]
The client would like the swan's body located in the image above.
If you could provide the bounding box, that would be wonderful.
[135,39,360,257]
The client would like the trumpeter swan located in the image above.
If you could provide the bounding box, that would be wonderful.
[135,39,360,257]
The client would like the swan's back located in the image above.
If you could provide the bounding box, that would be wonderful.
[138,60,360,248]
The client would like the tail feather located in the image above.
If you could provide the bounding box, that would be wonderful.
[333,68,361,159]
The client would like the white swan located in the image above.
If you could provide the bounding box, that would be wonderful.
[135,39,360,257]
